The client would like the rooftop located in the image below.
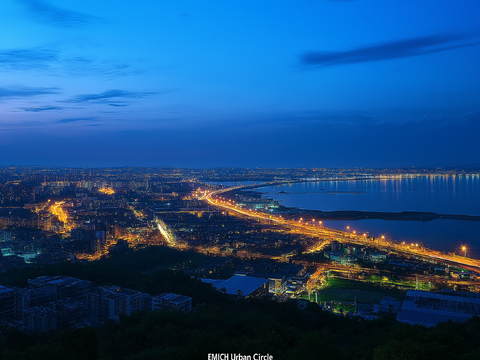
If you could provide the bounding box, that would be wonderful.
[155,293,192,304]
[203,275,268,297]
[397,290,480,327]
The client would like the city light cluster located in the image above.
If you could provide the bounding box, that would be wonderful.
[99,187,115,195]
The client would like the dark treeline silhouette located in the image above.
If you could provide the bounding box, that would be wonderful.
[0,246,479,359]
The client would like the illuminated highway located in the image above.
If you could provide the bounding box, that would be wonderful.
[48,201,73,232]
[155,218,177,247]
[199,185,480,271]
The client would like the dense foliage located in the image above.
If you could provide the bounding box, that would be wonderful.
[0,246,479,360]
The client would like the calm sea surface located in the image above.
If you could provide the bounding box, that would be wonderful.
[257,176,480,257]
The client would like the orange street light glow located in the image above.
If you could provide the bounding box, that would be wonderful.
[99,187,115,195]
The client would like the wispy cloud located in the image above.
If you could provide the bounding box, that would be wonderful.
[22,105,63,112]
[108,103,128,107]
[301,34,478,67]
[0,48,59,71]
[414,109,480,128]
[62,57,143,77]
[57,117,97,123]
[61,89,157,104]
[16,0,101,28]
[0,85,60,99]
[0,46,142,78]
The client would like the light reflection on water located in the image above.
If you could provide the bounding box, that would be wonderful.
[259,175,480,256]
[261,175,480,216]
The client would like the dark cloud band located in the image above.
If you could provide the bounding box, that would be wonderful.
[301,34,477,67]
[0,85,60,99]
[62,89,157,103]
[57,117,97,123]
[22,105,63,112]
[0,48,59,71]
[16,0,101,28]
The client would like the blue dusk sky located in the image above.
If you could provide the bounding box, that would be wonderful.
[1,0,479,168]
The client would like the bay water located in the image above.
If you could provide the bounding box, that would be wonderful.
[258,175,480,258]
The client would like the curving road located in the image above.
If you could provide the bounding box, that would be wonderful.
[200,185,480,271]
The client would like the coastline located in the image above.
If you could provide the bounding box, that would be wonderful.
[276,205,480,222]
[228,177,480,223]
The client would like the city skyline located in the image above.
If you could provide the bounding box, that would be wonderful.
[1,161,480,355]
[1,0,479,168]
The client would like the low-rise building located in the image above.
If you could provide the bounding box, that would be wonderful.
[201,275,269,298]
[397,290,480,327]
[20,286,56,309]
[28,276,92,302]
[0,286,20,321]
[152,293,192,312]
[88,285,152,323]
[268,276,286,294]
[368,252,387,263]
[50,298,86,328]
[22,306,57,334]
[378,296,401,314]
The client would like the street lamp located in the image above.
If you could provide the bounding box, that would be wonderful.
[462,246,467,257]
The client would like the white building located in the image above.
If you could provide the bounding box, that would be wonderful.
[397,290,480,327]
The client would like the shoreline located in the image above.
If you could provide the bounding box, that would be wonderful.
[275,206,480,222]
[219,177,480,222]
[232,178,480,222]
